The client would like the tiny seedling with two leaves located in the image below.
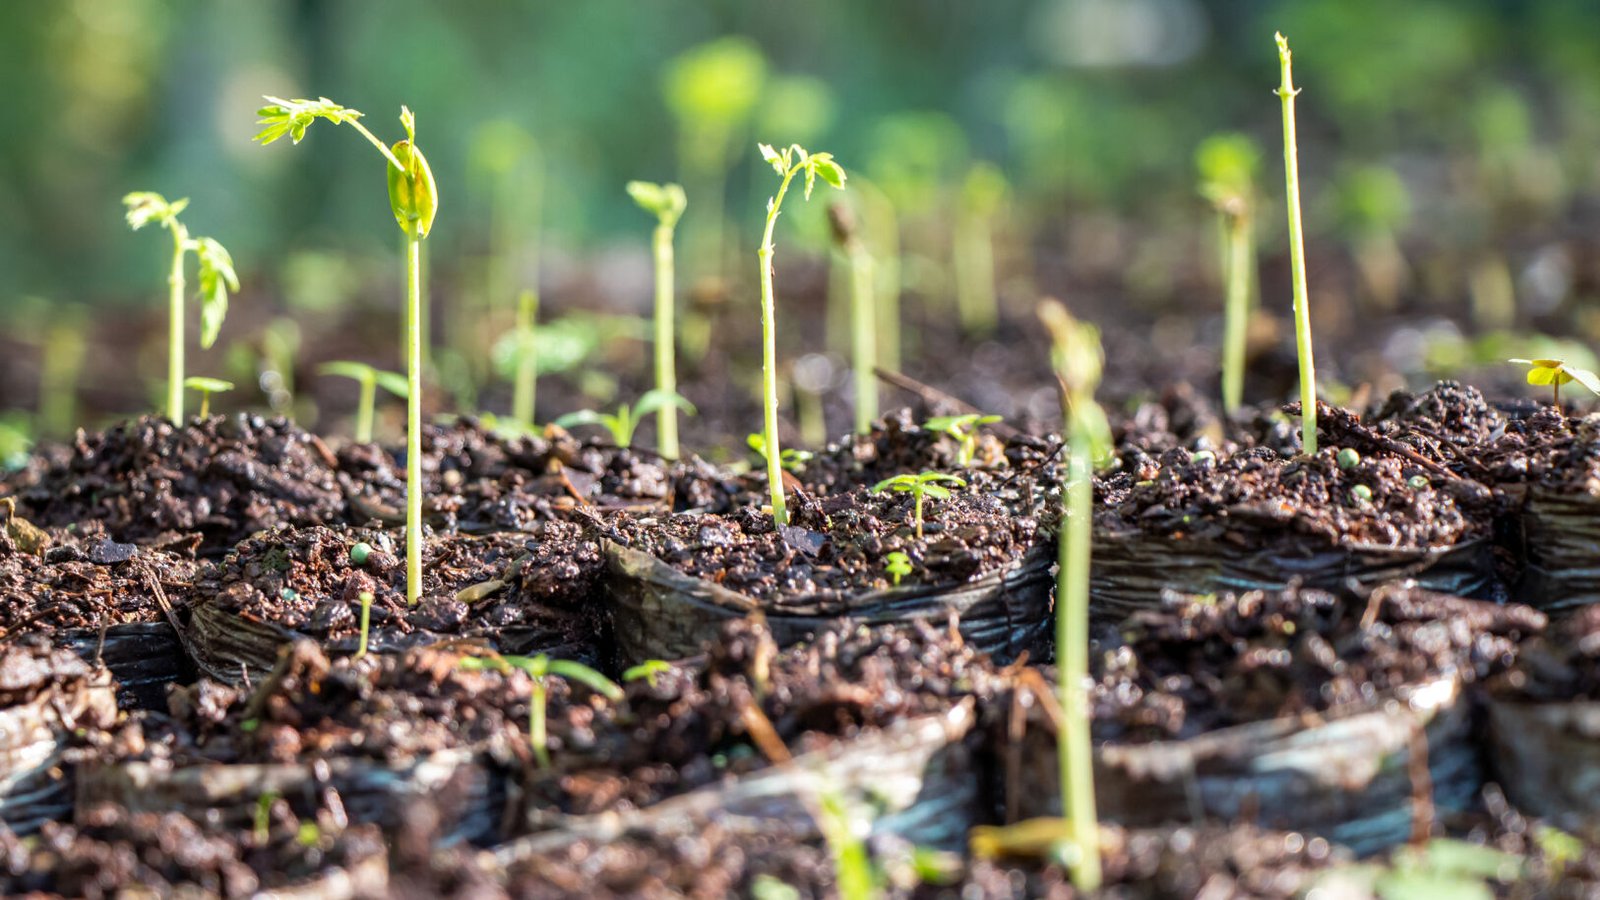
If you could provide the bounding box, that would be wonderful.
[457,651,622,770]
[872,472,965,539]
[554,390,697,450]
[884,550,913,586]
[747,432,812,474]
[923,414,1003,467]
[1509,358,1600,408]
[182,377,234,419]
[123,192,239,422]
[318,361,409,444]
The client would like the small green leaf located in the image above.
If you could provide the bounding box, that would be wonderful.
[626,181,687,227]
[758,142,785,174]
[635,389,697,418]
[813,157,847,189]
[319,360,375,382]
[372,370,409,398]
[183,377,234,394]
[194,237,238,349]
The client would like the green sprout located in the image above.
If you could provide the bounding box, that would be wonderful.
[1276,34,1318,456]
[318,361,409,444]
[923,414,1003,467]
[746,432,812,474]
[554,390,696,450]
[1038,299,1111,892]
[1509,358,1600,409]
[1196,133,1261,415]
[181,377,233,419]
[628,181,689,459]
[871,472,965,539]
[258,96,437,607]
[253,791,278,846]
[622,659,672,688]
[510,289,540,428]
[953,161,1009,337]
[1332,164,1412,310]
[757,143,848,526]
[457,652,622,770]
[827,202,878,435]
[0,416,33,472]
[123,192,240,423]
[884,551,912,587]
[355,590,373,658]
[816,788,879,900]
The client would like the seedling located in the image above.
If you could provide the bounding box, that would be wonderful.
[554,390,696,450]
[1196,133,1261,414]
[1276,34,1319,455]
[0,416,32,472]
[757,143,847,525]
[355,591,373,658]
[1037,299,1110,892]
[318,361,409,444]
[257,96,438,606]
[457,652,622,769]
[1333,164,1412,310]
[923,414,1003,467]
[123,192,240,422]
[953,162,1009,337]
[509,290,540,428]
[1509,358,1600,408]
[872,472,965,539]
[622,659,672,688]
[628,181,689,459]
[884,551,912,586]
[182,377,233,419]
[746,432,812,474]
[827,202,878,434]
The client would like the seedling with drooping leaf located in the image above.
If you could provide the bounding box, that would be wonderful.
[622,659,672,688]
[756,143,847,525]
[182,377,233,419]
[1196,132,1262,415]
[884,551,912,587]
[1276,33,1319,456]
[457,651,622,770]
[318,361,409,444]
[953,161,1009,337]
[747,432,812,475]
[123,192,240,422]
[257,96,437,606]
[923,414,1003,467]
[1036,298,1110,892]
[627,181,689,459]
[1509,358,1600,409]
[554,390,696,451]
[827,202,878,435]
[871,472,965,539]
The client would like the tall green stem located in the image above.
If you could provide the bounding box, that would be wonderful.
[1058,429,1101,891]
[405,236,423,605]
[653,223,680,459]
[758,168,799,526]
[512,289,539,428]
[1220,210,1252,414]
[1277,33,1317,455]
[848,242,877,435]
[356,374,376,444]
[167,225,188,421]
[954,214,997,336]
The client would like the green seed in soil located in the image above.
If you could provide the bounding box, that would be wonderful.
[1336,447,1360,469]
[1408,475,1430,489]
[350,542,374,566]
[1350,484,1373,504]
[1190,449,1216,465]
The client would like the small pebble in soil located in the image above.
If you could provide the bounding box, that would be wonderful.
[1350,484,1373,505]
[1336,447,1361,469]
[1407,474,1430,489]
[349,542,374,566]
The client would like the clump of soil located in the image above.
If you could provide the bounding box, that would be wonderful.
[0,532,199,635]
[1490,604,1600,701]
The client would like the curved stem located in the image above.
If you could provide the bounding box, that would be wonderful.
[758,166,800,526]
[166,223,188,422]
[405,236,423,605]
[653,223,679,459]
[348,119,405,173]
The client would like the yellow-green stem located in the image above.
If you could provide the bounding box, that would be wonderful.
[167,225,187,422]
[758,167,800,526]
[955,213,998,336]
[405,236,423,605]
[356,374,376,444]
[913,490,924,539]
[356,592,372,657]
[1058,429,1101,891]
[848,243,877,435]
[1221,210,1252,414]
[653,222,680,459]
[1277,33,1317,455]
[198,392,211,419]
[529,679,550,769]
[512,290,539,427]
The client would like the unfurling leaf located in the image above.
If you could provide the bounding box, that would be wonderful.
[388,139,439,239]
[626,180,687,227]
[194,237,239,349]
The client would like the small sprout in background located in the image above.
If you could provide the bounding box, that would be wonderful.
[627,180,689,459]
[0,417,32,472]
[555,390,697,450]
[318,361,409,444]
[470,118,542,327]
[747,432,812,474]
[1331,164,1413,311]
[182,377,233,419]
[1336,447,1361,469]
[123,192,240,422]
[923,414,1003,467]
[349,541,374,566]
[1351,484,1374,505]
[252,791,279,846]
[1509,358,1600,409]
[756,143,848,526]
[297,823,321,848]
[1189,449,1216,466]
[872,472,966,539]
[827,202,879,435]
[509,290,541,428]
[356,591,373,658]
[1408,475,1431,490]
[815,788,879,900]
[457,652,622,770]
[1275,33,1319,456]
[1196,132,1261,415]
[622,659,672,688]
[953,161,1009,338]
[885,551,912,586]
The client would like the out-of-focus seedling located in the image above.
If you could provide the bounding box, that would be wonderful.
[555,390,696,450]
[622,659,672,688]
[923,414,1003,467]
[954,162,1009,337]
[827,202,878,435]
[1509,358,1600,409]
[1196,133,1261,415]
[872,472,965,539]
[182,377,233,419]
[884,551,912,587]
[457,652,622,770]
[747,432,812,474]
[318,361,409,444]
[1332,164,1412,310]
[628,181,689,459]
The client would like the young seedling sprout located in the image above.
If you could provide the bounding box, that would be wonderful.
[1276,33,1318,455]
[122,192,240,422]
[457,652,622,769]
[257,96,438,606]
[884,550,912,587]
[318,361,409,444]
[554,390,696,450]
[747,432,812,474]
[1195,133,1261,415]
[827,202,878,435]
[953,162,1009,337]
[1509,358,1600,409]
[1037,299,1110,891]
[923,413,1003,467]
[622,659,672,688]
[182,377,233,419]
[871,472,965,539]
[627,181,689,459]
[757,143,847,525]
[355,591,373,658]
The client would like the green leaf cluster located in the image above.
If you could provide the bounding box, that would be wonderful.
[627,181,687,227]
[555,390,696,448]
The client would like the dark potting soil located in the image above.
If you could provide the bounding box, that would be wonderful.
[1489,604,1600,701]
[0,527,199,634]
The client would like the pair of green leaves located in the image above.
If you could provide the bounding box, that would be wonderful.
[1037,300,1113,461]
[627,181,687,228]
[122,192,240,349]
[318,361,409,398]
[746,432,812,473]
[759,143,847,199]
[554,390,697,449]
[923,414,1003,467]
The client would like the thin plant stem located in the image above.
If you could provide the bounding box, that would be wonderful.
[758,166,800,526]
[1220,209,1252,414]
[1277,33,1317,455]
[653,222,680,459]
[848,240,877,435]
[405,236,423,606]
[512,289,538,427]
[167,225,188,421]
[198,391,211,419]
[1059,429,1101,891]
[349,119,405,173]
[529,679,550,769]
[954,213,997,336]
[356,591,372,657]
[913,490,924,539]
[356,374,376,444]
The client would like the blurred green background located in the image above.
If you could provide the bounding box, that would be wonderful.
[3,0,1600,442]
